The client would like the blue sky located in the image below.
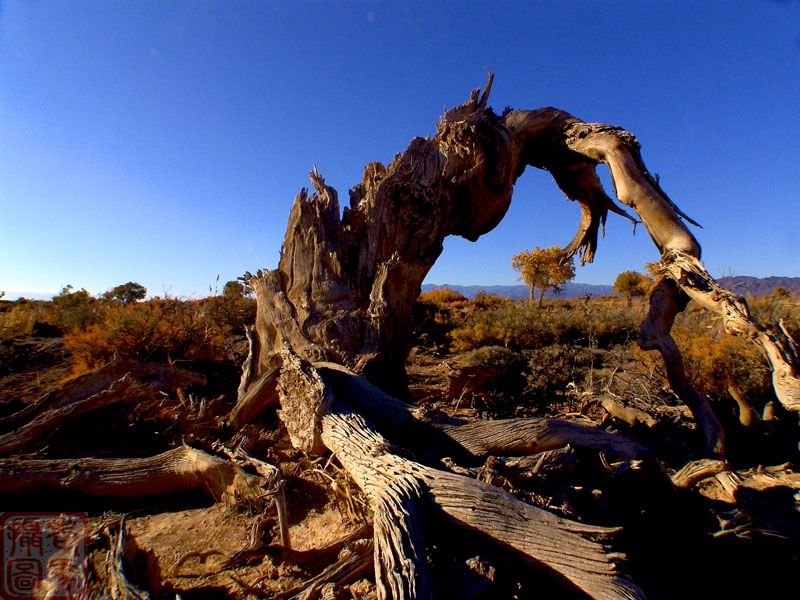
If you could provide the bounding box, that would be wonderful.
[2,1,799,300]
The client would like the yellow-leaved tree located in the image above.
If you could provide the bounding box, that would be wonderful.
[511,246,575,306]
[613,270,654,304]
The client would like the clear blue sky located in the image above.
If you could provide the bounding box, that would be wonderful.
[2,1,799,300]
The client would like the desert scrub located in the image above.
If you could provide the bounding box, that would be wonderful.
[413,288,509,347]
[64,298,231,376]
[451,345,528,417]
[524,344,605,405]
[672,327,772,403]
[0,299,51,338]
[748,294,800,342]
[51,286,102,330]
[449,297,640,352]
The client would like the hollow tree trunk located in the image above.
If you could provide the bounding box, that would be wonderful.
[232,74,799,597]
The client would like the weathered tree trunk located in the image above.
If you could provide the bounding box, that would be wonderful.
[232,74,800,597]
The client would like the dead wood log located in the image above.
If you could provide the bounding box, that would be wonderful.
[727,385,761,427]
[0,374,152,456]
[232,74,790,459]
[659,250,800,413]
[440,417,650,461]
[637,277,725,457]
[671,459,729,489]
[597,396,658,429]
[105,522,152,600]
[0,356,204,431]
[278,539,374,600]
[279,351,644,600]
[0,445,265,502]
[229,366,279,429]
[317,361,650,462]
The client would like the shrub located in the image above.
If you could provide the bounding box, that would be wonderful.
[417,287,468,307]
[524,344,603,404]
[64,298,232,376]
[0,299,53,338]
[449,297,640,353]
[52,286,100,330]
[672,328,772,402]
[453,345,528,416]
[197,295,257,335]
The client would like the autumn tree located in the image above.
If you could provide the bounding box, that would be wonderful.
[614,270,653,303]
[645,261,662,278]
[106,282,147,304]
[512,245,575,305]
[223,280,246,298]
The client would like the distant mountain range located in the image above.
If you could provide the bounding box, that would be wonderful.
[717,276,800,297]
[423,276,800,301]
[421,282,616,300]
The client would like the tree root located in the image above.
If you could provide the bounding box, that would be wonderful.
[0,445,266,503]
[279,353,645,600]
[0,374,152,456]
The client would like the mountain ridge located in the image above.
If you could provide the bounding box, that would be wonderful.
[423,276,800,300]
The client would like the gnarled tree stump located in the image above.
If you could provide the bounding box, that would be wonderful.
[232,74,800,599]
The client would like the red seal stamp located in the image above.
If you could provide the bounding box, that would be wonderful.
[1,512,88,600]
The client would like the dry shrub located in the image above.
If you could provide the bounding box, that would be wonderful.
[65,299,231,376]
[632,300,779,403]
[0,300,51,338]
[449,297,640,352]
[525,344,602,403]
[0,289,103,339]
[417,287,468,307]
[672,329,771,402]
[453,345,528,416]
[749,295,800,342]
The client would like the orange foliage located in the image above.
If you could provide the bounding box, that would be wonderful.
[64,299,231,376]
[417,287,468,307]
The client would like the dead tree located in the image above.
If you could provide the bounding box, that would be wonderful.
[232,74,800,599]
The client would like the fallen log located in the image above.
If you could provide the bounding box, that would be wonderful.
[0,445,265,502]
[0,374,151,456]
[280,349,644,600]
[0,356,204,432]
[318,362,650,462]
[440,417,650,462]
[671,459,729,489]
[597,396,658,429]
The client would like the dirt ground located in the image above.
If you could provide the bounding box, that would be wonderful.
[2,335,799,600]
[0,336,378,599]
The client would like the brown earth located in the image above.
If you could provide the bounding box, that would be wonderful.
[1,334,799,599]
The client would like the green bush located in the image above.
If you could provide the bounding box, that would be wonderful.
[52,286,101,330]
